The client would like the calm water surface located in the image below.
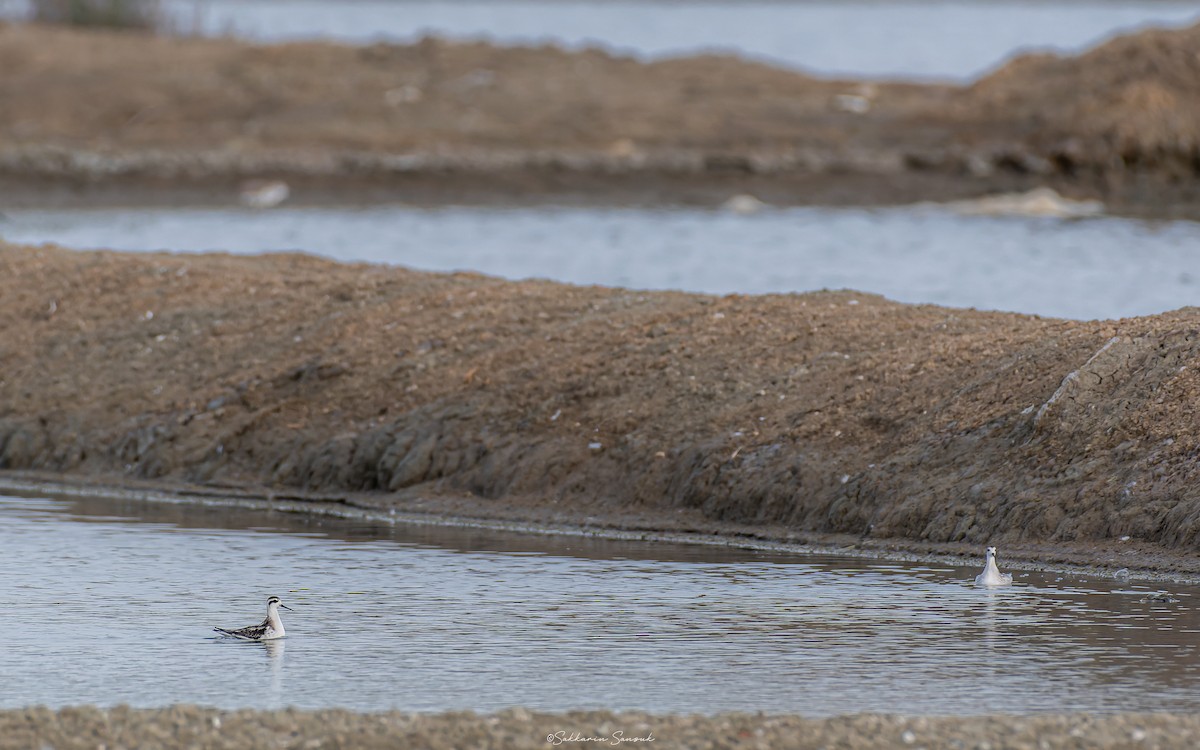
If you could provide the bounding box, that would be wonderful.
[5,205,1200,320]
[1,493,1197,714]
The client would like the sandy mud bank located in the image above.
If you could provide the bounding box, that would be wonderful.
[2,244,1200,570]
[0,22,1198,214]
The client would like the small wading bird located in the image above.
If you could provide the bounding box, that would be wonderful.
[214,596,294,640]
[975,546,1013,586]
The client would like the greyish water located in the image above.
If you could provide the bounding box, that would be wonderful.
[4,205,1200,320]
[1,492,1198,715]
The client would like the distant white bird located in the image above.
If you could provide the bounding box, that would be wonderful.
[720,194,767,215]
[214,596,293,640]
[974,546,1013,586]
[238,179,290,209]
[947,187,1104,219]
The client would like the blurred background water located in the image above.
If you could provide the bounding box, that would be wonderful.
[5,205,1198,320]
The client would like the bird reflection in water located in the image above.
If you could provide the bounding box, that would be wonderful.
[263,638,286,707]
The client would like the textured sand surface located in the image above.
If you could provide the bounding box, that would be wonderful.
[4,706,1200,750]
[3,244,1199,573]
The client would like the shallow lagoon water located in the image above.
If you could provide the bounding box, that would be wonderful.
[5,205,1200,320]
[1,493,1198,714]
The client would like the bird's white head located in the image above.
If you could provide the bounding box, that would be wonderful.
[267,595,294,613]
[986,546,998,559]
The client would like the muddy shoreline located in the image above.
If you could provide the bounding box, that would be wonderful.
[0,145,1189,220]
[4,471,1199,583]
[5,168,1194,223]
[0,167,1051,212]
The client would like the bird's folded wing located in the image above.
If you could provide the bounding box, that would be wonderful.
[214,623,267,639]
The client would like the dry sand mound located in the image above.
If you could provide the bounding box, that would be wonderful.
[960,23,1200,172]
[3,244,1199,566]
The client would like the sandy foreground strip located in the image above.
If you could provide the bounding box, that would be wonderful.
[3,707,1200,750]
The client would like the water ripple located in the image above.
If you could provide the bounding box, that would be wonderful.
[0,493,1197,715]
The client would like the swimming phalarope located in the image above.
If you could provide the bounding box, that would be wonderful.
[974,546,1013,586]
[214,596,294,640]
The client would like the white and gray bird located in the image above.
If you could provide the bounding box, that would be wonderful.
[214,596,294,640]
[974,546,1013,586]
